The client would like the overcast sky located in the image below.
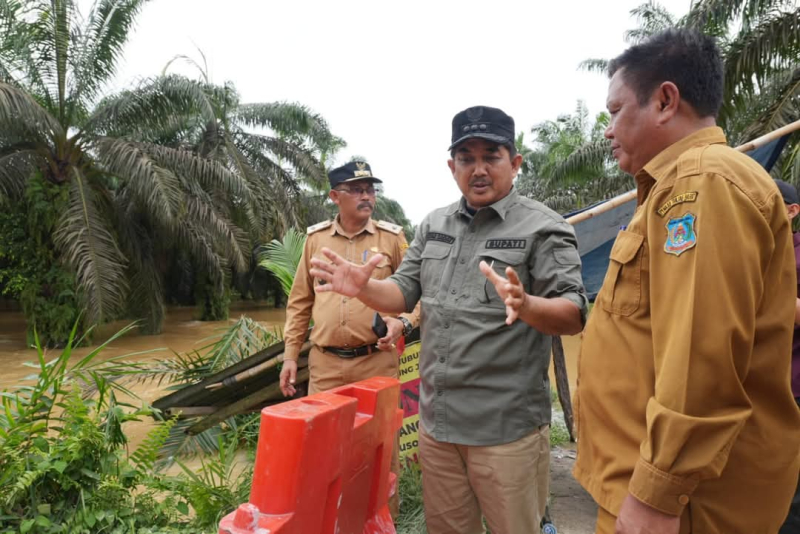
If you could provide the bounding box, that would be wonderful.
[102,0,692,223]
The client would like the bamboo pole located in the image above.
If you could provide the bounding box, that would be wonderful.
[204,341,312,391]
[187,367,311,435]
[565,119,800,226]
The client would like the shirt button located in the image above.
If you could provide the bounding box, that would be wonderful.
[450,289,456,294]
[678,495,689,506]
[437,391,443,396]
[439,357,445,363]
[443,323,450,329]
[459,258,466,264]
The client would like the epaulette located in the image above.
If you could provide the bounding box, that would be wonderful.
[307,220,333,235]
[375,220,403,235]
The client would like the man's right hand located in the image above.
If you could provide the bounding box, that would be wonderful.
[279,360,298,397]
[310,247,383,297]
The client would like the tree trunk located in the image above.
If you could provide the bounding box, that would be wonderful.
[552,335,575,442]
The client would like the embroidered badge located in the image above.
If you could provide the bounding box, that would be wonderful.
[664,213,697,256]
[400,243,409,251]
[657,191,698,217]
[427,232,455,244]
[485,239,527,250]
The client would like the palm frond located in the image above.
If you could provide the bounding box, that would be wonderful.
[0,81,62,137]
[0,148,39,198]
[94,137,182,226]
[84,74,216,138]
[257,228,306,297]
[740,67,800,140]
[241,132,327,189]
[577,58,609,74]
[547,139,613,186]
[53,167,128,324]
[625,1,677,43]
[722,9,800,99]
[235,101,338,152]
[66,0,148,119]
[683,0,785,33]
[184,195,250,273]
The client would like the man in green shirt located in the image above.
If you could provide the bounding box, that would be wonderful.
[310,105,587,533]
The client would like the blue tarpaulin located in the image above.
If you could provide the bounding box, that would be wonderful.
[571,134,791,300]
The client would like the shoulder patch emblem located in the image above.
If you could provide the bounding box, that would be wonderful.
[307,220,333,235]
[400,242,409,251]
[664,213,697,256]
[657,191,698,217]
[375,220,402,235]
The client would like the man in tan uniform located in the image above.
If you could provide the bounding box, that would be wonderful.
[279,160,418,396]
[574,29,800,534]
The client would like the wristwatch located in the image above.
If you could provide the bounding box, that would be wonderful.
[398,316,413,337]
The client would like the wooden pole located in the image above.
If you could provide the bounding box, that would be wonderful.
[187,367,311,435]
[204,341,312,391]
[551,336,575,442]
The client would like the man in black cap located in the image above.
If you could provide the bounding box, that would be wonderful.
[308,106,587,533]
[778,178,800,534]
[278,160,419,516]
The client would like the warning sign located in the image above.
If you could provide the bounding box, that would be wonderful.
[398,338,421,467]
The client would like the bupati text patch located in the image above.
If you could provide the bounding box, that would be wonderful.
[485,239,526,249]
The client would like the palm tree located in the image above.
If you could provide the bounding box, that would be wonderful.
[0,1,341,337]
[516,102,633,211]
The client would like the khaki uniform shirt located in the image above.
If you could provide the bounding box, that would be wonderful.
[283,217,419,362]
[574,127,800,532]
[391,189,588,446]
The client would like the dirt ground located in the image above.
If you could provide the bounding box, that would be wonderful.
[549,444,597,534]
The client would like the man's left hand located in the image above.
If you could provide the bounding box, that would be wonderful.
[479,261,528,325]
[376,317,403,353]
[615,494,680,534]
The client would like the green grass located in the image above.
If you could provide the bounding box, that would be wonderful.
[397,465,427,534]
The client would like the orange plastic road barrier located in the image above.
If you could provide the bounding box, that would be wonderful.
[219,376,403,534]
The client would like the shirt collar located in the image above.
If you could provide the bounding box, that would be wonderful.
[331,216,375,237]
[450,187,518,221]
[638,126,727,183]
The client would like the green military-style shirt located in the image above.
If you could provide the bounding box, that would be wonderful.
[391,188,588,446]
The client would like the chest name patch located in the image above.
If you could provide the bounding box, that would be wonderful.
[427,232,455,244]
[657,191,698,217]
[486,239,527,250]
[664,213,697,256]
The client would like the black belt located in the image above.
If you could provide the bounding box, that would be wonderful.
[322,344,379,358]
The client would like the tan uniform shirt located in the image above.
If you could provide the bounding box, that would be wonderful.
[574,127,800,532]
[282,217,419,362]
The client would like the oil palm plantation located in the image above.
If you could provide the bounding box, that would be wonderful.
[0,0,340,339]
[547,0,800,197]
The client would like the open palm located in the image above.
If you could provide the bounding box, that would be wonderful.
[309,248,383,297]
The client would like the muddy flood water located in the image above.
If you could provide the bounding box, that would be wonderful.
[0,303,582,456]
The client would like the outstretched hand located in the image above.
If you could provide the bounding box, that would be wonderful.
[309,247,384,297]
[479,260,528,325]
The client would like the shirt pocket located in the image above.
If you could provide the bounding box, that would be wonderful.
[420,242,452,297]
[478,249,529,308]
[599,230,644,316]
[370,252,393,280]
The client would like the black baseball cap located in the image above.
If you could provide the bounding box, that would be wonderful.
[449,105,515,151]
[328,161,382,189]
[775,179,799,205]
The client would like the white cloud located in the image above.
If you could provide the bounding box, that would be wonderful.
[98,0,692,223]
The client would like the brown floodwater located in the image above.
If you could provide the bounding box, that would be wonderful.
[0,303,581,464]
[0,303,288,463]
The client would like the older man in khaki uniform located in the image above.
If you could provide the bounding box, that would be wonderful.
[279,161,419,395]
[278,161,419,517]
[573,29,800,534]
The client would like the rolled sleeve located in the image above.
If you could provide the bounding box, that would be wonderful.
[530,220,588,322]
